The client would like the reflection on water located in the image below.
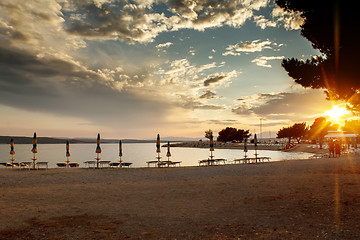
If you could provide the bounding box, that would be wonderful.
[0,143,314,168]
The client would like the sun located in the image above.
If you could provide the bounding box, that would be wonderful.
[323,105,350,122]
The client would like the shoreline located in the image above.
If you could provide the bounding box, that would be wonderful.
[1,155,360,239]
[169,141,328,154]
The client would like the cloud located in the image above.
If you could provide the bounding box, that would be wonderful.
[253,15,277,29]
[271,6,304,30]
[251,56,284,68]
[176,95,225,110]
[223,39,280,56]
[232,90,333,123]
[156,42,173,48]
[199,90,217,99]
[60,0,272,44]
[204,76,226,87]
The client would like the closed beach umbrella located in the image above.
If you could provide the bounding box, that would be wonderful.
[31,132,38,154]
[156,134,161,166]
[156,134,161,153]
[10,138,15,155]
[166,141,171,157]
[243,138,248,158]
[95,133,101,168]
[10,138,15,167]
[209,133,214,161]
[254,133,258,162]
[65,140,70,166]
[119,140,123,166]
[96,133,102,154]
[66,141,71,157]
[31,132,38,169]
[210,133,214,151]
[119,140,123,158]
[254,134,258,150]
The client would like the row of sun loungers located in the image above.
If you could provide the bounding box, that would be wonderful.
[146,160,182,168]
[198,158,227,166]
[233,157,271,164]
[2,156,271,169]
[83,160,132,168]
[0,161,49,169]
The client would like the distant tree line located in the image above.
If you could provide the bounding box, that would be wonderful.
[276,117,342,148]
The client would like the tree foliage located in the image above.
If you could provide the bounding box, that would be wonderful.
[276,0,360,109]
[217,127,251,143]
[342,120,360,134]
[204,129,213,139]
[277,122,308,143]
[307,117,339,141]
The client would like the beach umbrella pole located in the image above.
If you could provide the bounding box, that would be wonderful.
[96,153,100,168]
[11,156,15,168]
[32,153,36,169]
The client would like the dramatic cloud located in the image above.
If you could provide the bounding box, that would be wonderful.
[232,90,333,123]
[251,56,285,68]
[223,39,281,56]
[60,0,273,44]
[271,5,304,30]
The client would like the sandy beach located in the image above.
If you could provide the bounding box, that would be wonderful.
[1,155,360,239]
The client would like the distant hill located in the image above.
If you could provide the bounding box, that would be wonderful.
[0,136,183,144]
[0,136,198,144]
[0,136,85,144]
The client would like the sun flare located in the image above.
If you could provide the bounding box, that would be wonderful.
[323,105,350,122]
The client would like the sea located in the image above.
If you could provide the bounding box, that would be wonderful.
[0,143,314,168]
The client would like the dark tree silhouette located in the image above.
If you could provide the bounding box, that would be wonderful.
[217,127,251,143]
[307,117,339,148]
[342,120,360,134]
[277,122,308,143]
[276,0,360,109]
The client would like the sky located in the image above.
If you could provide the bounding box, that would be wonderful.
[0,0,345,139]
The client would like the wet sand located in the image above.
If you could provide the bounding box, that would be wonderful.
[1,155,360,239]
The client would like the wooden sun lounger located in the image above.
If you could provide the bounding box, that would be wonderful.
[0,162,14,167]
[121,162,132,167]
[147,160,159,167]
[21,162,32,169]
[199,158,227,166]
[146,160,181,167]
[233,157,271,164]
[99,160,111,168]
[56,163,67,168]
[84,160,96,168]
[36,162,49,169]
[69,163,79,168]
[109,162,133,168]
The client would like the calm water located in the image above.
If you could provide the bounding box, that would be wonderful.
[0,143,314,168]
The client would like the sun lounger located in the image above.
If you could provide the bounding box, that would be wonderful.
[69,163,79,168]
[146,160,180,167]
[56,163,67,168]
[147,160,159,167]
[233,157,271,164]
[199,158,226,166]
[36,162,49,169]
[109,162,120,167]
[0,162,13,168]
[121,162,133,167]
[99,160,111,168]
[21,162,32,169]
[84,160,96,168]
